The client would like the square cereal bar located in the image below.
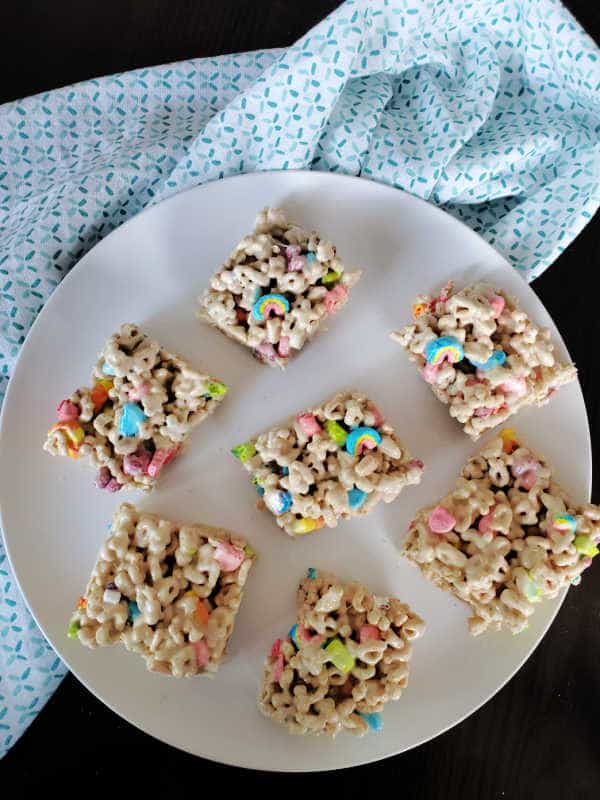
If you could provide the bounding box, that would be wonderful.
[198,207,361,367]
[259,568,425,736]
[44,324,228,491]
[391,281,576,439]
[68,503,256,676]
[402,429,599,635]
[232,391,424,536]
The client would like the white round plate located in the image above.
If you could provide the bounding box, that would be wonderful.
[0,171,590,771]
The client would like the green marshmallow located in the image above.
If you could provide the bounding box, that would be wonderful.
[231,441,257,462]
[324,419,347,446]
[207,381,228,397]
[321,270,342,286]
[324,637,355,673]
[574,535,599,558]
[67,619,80,640]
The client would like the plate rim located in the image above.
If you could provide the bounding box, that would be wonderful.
[0,169,591,771]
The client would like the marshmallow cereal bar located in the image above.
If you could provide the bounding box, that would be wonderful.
[402,429,599,635]
[391,282,576,439]
[232,391,424,536]
[198,207,362,367]
[44,324,228,491]
[259,568,425,736]
[68,503,256,676]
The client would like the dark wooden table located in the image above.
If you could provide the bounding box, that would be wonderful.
[2,1,599,793]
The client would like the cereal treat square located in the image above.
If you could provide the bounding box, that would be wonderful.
[44,324,228,491]
[68,503,256,677]
[403,430,599,635]
[391,281,576,439]
[198,207,362,367]
[259,569,425,736]
[232,391,424,536]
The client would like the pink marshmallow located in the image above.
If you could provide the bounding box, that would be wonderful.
[428,506,457,534]
[512,457,539,477]
[123,449,152,476]
[278,336,290,357]
[324,284,348,314]
[147,446,179,478]
[255,341,277,361]
[297,625,325,644]
[359,624,381,643]
[272,653,285,683]
[96,467,121,492]
[422,363,441,384]
[214,541,245,572]
[270,639,283,658]
[194,639,210,668]
[128,381,151,401]
[285,245,301,259]
[499,377,527,397]
[406,458,424,471]
[520,470,537,491]
[288,255,306,271]
[478,507,496,534]
[57,399,79,421]
[95,466,111,489]
[297,413,323,437]
[474,407,494,417]
[297,625,324,645]
[489,295,505,319]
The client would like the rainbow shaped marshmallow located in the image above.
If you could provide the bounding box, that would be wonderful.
[345,426,382,456]
[252,292,290,321]
[424,336,464,366]
[551,512,577,535]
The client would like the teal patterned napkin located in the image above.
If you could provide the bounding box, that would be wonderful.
[1,0,599,757]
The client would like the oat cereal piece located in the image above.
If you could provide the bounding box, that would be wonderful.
[44,324,228,491]
[402,430,599,635]
[391,282,576,439]
[197,207,362,367]
[68,503,255,676]
[258,569,425,736]
[232,391,424,536]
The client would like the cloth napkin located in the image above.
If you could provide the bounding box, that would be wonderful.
[1,0,599,758]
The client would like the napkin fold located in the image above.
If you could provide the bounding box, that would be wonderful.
[1,0,599,757]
